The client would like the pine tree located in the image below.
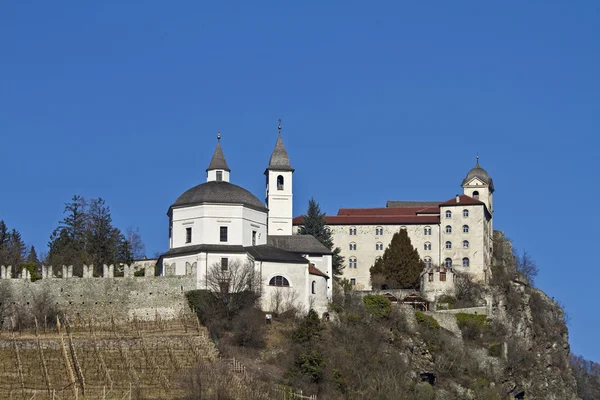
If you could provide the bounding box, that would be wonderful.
[369,229,424,290]
[27,245,39,265]
[298,198,345,277]
[0,221,9,265]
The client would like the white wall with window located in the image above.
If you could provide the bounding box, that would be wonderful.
[326,223,440,290]
[258,260,328,315]
[169,204,268,248]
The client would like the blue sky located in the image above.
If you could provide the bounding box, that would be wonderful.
[1,1,598,360]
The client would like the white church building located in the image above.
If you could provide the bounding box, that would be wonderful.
[160,130,332,315]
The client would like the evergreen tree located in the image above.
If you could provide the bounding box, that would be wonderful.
[48,195,91,268]
[298,198,345,277]
[47,195,146,274]
[0,221,9,265]
[369,229,424,290]
[26,245,39,265]
[86,198,119,273]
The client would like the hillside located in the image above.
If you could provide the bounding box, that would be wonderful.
[188,230,591,399]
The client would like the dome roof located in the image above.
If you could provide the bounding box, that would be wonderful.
[462,159,495,191]
[171,181,267,211]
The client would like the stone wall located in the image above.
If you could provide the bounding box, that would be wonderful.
[0,264,197,325]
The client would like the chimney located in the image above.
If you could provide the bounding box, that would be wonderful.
[456,195,460,203]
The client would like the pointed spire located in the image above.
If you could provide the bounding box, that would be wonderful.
[267,120,294,171]
[206,132,231,172]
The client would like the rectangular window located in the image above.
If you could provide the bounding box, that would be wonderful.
[185,227,192,243]
[216,171,223,181]
[440,272,446,282]
[252,230,257,246]
[428,273,434,282]
[220,226,228,242]
[221,258,228,271]
[350,278,356,286]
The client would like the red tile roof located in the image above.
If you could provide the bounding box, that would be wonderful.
[293,214,439,225]
[440,194,486,207]
[309,264,329,279]
[292,194,487,226]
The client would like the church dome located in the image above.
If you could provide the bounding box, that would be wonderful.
[462,158,494,191]
[171,181,267,211]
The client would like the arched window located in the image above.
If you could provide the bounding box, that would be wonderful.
[463,225,469,233]
[424,226,432,235]
[376,242,383,250]
[349,226,357,235]
[400,226,407,230]
[445,210,452,218]
[349,257,357,269]
[375,226,383,236]
[462,257,470,267]
[424,257,432,268]
[311,280,316,294]
[349,242,356,250]
[445,241,452,249]
[473,191,479,200]
[463,209,469,217]
[445,225,452,234]
[424,242,431,251]
[269,276,289,287]
[463,240,469,249]
[277,175,284,190]
[445,258,452,268]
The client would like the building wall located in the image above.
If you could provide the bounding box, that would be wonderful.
[162,252,249,289]
[260,261,304,312]
[266,170,293,236]
[171,204,268,248]
[420,270,456,302]
[304,254,333,299]
[329,223,441,290]
[440,204,489,281]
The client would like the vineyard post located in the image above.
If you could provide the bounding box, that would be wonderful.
[34,317,52,396]
[11,330,25,400]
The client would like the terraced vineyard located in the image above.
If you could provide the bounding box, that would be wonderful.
[0,314,219,399]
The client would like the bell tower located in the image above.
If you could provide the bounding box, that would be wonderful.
[265,120,294,236]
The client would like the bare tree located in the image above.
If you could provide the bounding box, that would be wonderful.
[126,227,146,260]
[205,259,261,318]
[515,250,539,286]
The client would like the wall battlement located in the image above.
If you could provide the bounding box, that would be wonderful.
[0,262,198,325]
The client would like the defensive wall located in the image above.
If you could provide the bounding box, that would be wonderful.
[0,263,197,325]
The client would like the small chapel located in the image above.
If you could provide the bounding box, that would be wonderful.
[159,127,333,315]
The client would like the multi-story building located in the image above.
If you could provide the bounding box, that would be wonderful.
[293,159,494,290]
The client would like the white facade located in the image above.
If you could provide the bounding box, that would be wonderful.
[266,169,293,236]
[169,204,268,249]
[160,132,331,315]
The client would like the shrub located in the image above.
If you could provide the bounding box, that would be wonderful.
[437,295,456,309]
[415,311,440,330]
[294,350,326,383]
[291,309,322,344]
[456,313,488,341]
[488,342,503,357]
[363,295,392,318]
[231,308,266,349]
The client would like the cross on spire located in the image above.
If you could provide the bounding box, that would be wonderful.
[217,131,221,142]
[278,119,282,135]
